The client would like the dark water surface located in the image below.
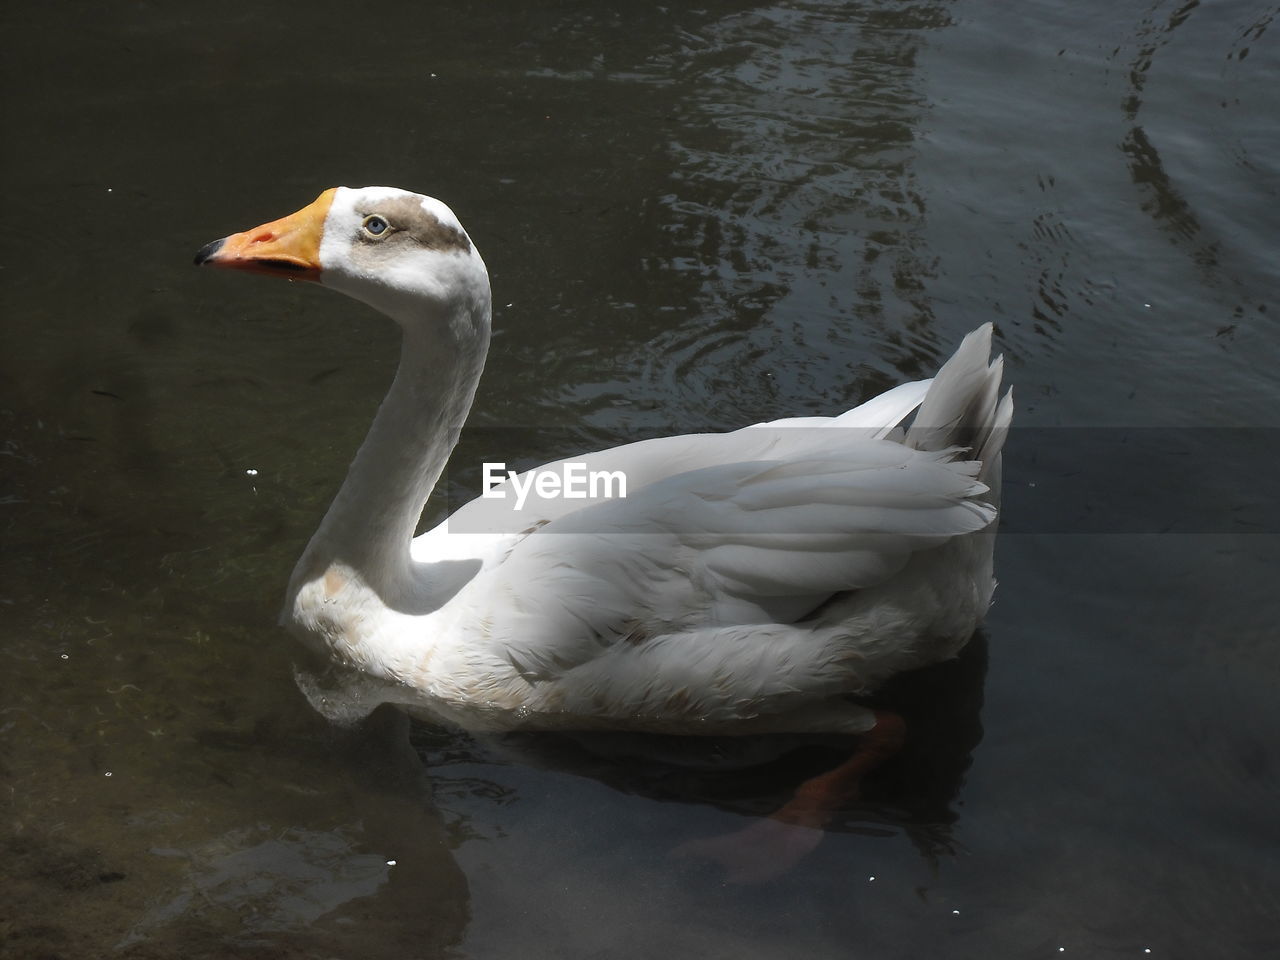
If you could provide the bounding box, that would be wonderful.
[3,1,1278,957]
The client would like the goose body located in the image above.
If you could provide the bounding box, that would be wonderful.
[196,187,1013,738]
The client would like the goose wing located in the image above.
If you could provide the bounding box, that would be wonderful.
[450,432,994,681]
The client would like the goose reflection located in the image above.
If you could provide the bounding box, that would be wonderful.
[301,633,986,883]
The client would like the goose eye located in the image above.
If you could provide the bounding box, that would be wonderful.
[362,215,390,238]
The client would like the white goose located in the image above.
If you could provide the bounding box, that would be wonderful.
[196,187,1011,856]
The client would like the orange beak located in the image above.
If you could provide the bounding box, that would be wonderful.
[194,188,337,280]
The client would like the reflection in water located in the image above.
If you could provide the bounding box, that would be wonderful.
[543,1,958,445]
[1119,0,1200,121]
[413,636,987,876]
[117,708,471,957]
[1113,0,1272,324]
[120,827,391,947]
[1122,125,1206,245]
[651,2,953,402]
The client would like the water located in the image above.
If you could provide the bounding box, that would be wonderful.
[3,0,1278,957]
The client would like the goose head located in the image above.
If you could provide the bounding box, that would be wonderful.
[195,186,491,338]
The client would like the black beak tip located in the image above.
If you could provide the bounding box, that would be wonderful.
[194,237,226,266]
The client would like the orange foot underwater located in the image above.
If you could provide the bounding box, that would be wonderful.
[673,710,906,883]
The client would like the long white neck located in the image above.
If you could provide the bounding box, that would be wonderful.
[290,297,490,611]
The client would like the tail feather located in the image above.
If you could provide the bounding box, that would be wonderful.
[905,323,1011,480]
[977,386,1014,474]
